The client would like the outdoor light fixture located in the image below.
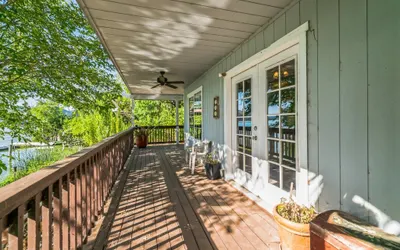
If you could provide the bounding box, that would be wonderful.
[283,70,289,77]
[213,96,220,119]
[219,72,227,78]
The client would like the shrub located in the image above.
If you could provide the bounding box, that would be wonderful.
[0,146,79,187]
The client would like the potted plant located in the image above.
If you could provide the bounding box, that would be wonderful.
[272,183,317,250]
[134,127,150,148]
[204,153,221,180]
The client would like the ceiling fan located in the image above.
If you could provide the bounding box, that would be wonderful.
[151,71,184,89]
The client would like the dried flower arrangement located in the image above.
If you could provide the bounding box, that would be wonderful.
[276,183,317,224]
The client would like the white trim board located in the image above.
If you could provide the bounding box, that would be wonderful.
[131,94,183,100]
[224,22,309,79]
[187,86,203,98]
[187,86,204,140]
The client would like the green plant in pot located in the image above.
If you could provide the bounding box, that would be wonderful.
[204,152,221,180]
[272,183,317,250]
[134,127,151,148]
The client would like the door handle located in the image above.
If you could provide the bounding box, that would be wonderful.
[252,135,257,141]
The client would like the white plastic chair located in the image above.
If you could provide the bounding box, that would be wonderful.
[184,133,195,163]
[190,140,212,174]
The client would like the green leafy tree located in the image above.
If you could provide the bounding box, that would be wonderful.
[30,101,67,143]
[0,0,122,140]
[64,96,132,146]
[134,100,184,126]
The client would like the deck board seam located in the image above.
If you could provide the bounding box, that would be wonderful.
[159,147,217,250]
[156,148,200,250]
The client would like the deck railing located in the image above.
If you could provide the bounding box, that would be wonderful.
[0,127,134,249]
[139,125,184,144]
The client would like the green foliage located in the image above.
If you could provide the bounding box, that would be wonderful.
[65,99,131,146]
[277,197,317,224]
[134,100,183,126]
[0,0,122,141]
[134,127,151,138]
[0,146,79,187]
[30,101,67,143]
[205,153,220,164]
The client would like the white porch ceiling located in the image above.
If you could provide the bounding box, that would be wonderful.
[78,0,292,96]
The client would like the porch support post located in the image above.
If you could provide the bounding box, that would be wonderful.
[175,99,179,144]
[131,98,135,127]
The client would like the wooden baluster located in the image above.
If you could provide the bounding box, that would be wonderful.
[53,179,62,249]
[99,152,103,209]
[98,151,104,214]
[119,141,122,171]
[70,170,77,249]
[91,156,96,221]
[9,205,26,250]
[81,163,87,242]
[107,147,111,194]
[90,157,95,225]
[112,144,115,180]
[7,212,16,249]
[104,149,108,201]
[42,185,53,250]
[93,154,99,218]
[101,149,106,208]
[8,205,25,249]
[116,142,119,172]
[76,166,82,248]
[0,217,5,250]
[109,147,114,187]
[86,159,92,235]
[27,193,41,249]
[62,174,70,250]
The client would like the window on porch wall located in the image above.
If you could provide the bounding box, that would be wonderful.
[189,91,202,140]
[267,59,297,194]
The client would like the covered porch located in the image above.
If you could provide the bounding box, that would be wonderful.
[0,130,280,249]
[86,145,280,250]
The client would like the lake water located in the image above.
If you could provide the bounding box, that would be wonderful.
[0,147,40,181]
[0,136,35,181]
[0,135,19,148]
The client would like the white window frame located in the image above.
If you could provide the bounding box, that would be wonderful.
[223,22,309,206]
[187,86,203,140]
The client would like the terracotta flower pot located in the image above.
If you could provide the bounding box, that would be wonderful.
[135,135,148,148]
[273,204,311,250]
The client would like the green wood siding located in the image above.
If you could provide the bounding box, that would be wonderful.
[339,0,368,219]
[367,0,400,226]
[317,0,341,213]
[184,0,400,228]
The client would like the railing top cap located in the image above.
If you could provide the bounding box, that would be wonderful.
[0,127,134,216]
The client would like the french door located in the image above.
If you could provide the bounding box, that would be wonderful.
[231,66,259,188]
[231,45,303,204]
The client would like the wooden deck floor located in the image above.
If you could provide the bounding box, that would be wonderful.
[91,145,280,250]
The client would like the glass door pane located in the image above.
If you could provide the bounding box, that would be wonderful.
[235,78,252,175]
[266,59,297,192]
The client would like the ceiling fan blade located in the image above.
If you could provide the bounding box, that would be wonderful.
[167,81,184,84]
[165,84,178,89]
[151,84,161,89]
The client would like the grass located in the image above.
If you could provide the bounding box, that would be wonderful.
[0,146,80,187]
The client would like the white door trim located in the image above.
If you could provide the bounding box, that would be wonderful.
[187,86,203,140]
[223,21,309,209]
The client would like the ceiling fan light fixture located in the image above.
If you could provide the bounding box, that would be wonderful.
[152,71,184,89]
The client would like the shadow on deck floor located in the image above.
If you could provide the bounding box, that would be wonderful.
[86,145,280,250]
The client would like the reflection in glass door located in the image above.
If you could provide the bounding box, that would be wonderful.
[236,78,252,175]
[266,59,297,194]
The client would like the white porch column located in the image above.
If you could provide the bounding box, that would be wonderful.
[175,99,179,144]
[131,98,135,127]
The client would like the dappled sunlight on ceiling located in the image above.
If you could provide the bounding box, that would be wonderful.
[80,0,291,96]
